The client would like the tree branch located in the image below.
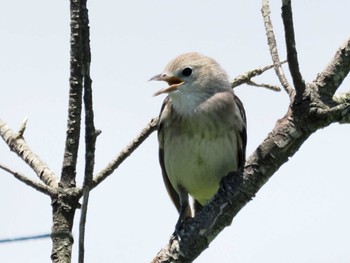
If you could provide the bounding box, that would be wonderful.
[0,163,55,196]
[60,2,84,188]
[245,79,281,92]
[0,119,58,188]
[152,66,350,262]
[231,61,287,91]
[51,0,86,261]
[89,117,158,191]
[261,0,294,97]
[153,111,314,262]
[314,102,350,124]
[314,38,350,98]
[333,91,350,104]
[281,0,306,100]
[78,1,99,262]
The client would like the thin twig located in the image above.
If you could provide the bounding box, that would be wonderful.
[0,163,55,196]
[261,0,294,97]
[231,61,287,91]
[89,117,158,191]
[246,80,281,92]
[281,0,305,101]
[16,117,28,139]
[0,119,58,188]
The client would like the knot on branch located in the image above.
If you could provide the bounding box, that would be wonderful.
[53,185,82,213]
[291,83,350,129]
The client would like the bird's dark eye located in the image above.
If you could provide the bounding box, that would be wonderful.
[181,67,192,77]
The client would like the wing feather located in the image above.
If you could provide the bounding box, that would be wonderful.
[158,97,181,212]
[233,93,247,168]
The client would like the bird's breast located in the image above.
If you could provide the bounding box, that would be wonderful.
[163,120,238,205]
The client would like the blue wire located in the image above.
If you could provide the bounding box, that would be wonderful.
[0,234,51,243]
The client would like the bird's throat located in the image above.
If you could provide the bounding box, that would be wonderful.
[169,91,208,116]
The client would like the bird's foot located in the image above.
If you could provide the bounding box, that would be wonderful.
[170,215,192,242]
[170,220,184,241]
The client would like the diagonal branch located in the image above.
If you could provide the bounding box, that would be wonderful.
[0,163,55,196]
[89,117,158,192]
[314,38,350,98]
[0,119,58,188]
[261,0,294,97]
[153,111,314,262]
[281,0,306,100]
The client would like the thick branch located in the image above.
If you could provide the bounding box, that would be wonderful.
[0,119,58,188]
[153,110,313,262]
[0,163,55,196]
[51,0,85,262]
[153,77,350,261]
[314,38,350,97]
[281,0,306,100]
[60,0,84,188]
[262,0,294,97]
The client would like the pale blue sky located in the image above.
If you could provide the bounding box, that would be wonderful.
[1,1,350,262]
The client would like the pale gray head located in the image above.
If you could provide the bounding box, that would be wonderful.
[150,52,231,115]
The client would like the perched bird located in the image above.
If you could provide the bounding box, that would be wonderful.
[150,52,247,234]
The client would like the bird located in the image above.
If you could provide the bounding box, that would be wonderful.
[150,52,247,236]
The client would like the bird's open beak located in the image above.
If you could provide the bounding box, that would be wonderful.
[149,74,185,96]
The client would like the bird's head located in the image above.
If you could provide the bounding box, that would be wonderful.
[150,52,231,97]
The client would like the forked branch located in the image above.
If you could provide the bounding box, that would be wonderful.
[0,119,58,188]
[0,163,55,196]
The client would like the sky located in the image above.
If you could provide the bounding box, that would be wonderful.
[1,1,350,262]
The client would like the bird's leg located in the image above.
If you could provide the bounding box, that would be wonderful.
[220,170,243,206]
[171,187,191,240]
[192,199,203,217]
